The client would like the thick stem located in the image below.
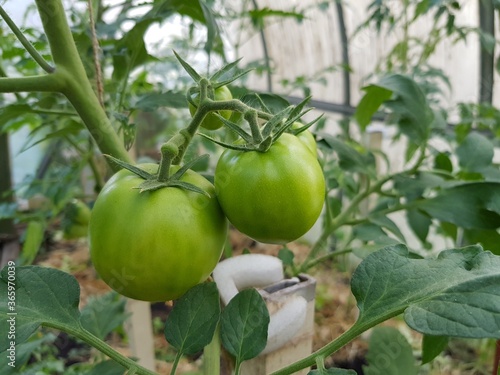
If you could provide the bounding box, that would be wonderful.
[245,110,263,143]
[34,0,132,169]
[0,5,55,73]
[157,133,188,181]
[0,74,64,93]
[203,326,221,375]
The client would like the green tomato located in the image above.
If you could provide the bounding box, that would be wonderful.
[214,133,325,244]
[189,85,233,130]
[291,122,317,155]
[89,163,228,302]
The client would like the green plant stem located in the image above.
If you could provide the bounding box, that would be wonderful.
[203,326,221,375]
[67,326,158,375]
[170,352,181,375]
[302,248,353,272]
[0,5,55,73]
[270,307,405,375]
[32,0,131,170]
[0,75,64,93]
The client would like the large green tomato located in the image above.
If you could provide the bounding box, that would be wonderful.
[291,122,317,155]
[189,85,233,130]
[89,164,228,302]
[214,133,325,244]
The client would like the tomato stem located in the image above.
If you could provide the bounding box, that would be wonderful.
[245,110,263,143]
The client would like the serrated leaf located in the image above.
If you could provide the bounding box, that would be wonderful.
[352,244,500,339]
[220,289,269,365]
[164,282,220,355]
[421,335,448,364]
[80,292,128,340]
[363,326,418,375]
[0,266,82,352]
[456,132,494,172]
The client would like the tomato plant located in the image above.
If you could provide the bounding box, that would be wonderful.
[89,163,227,302]
[215,133,325,244]
[291,122,317,155]
[189,85,233,130]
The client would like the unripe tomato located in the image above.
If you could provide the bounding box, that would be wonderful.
[89,164,228,301]
[214,133,325,244]
[189,85,233,130]
[291,122,317,155]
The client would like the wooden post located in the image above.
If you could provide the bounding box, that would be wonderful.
[124,299,156,371]
[0,133,20,268]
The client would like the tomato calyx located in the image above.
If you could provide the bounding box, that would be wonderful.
[199,95,322,153]
[105,154,211,196]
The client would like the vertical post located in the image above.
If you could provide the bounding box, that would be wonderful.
[478,0,494,104]
[0,133,20,269]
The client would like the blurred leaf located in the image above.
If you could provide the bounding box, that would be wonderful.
[241,93,290,114]
[20,220,46,266]
[363,326,418,375]
[456,132,493,172]
[220,289,269,366]
[80,292,128,340]
[406,209,431,244]
[83,360,126,375]
[0,333,57,374]
[379,74,434,142]
[249,7,306,28]
[421,335,448,364]
[464,228,500,255]
[319,134,376,175]
[308,368,356,374]
[278,247,295,267]
[355,85,392,130]
[417,182,500,229]
[135,91,188,111]
[164,282,220,355]
[434,152,453,173]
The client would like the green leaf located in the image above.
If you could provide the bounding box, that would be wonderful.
[173,50,202,82]
[278,247,295,267]
[417,182,500,229]
[134,91,188,111]
[83,359,126,375]
[0,266,82,352]
[369,215,406,243]
[220,289,270,365]
[319,134,376,175]
[406,209,431,244]
[164,282,220,355]
[240,93,290,114]
[363,326,418,375]
[355,85,392,130]
[0,333,56,373]
[456,132,494,172]
[371,74,434,142]
[434,152,453,173]
[199,1,220,54]
[80,292,128,340]
[308,368,357,374]
[421,335,448,364]
[464,228,500,256]
[352,244,500,339]
[20,220,46,265]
